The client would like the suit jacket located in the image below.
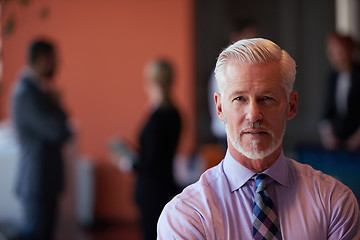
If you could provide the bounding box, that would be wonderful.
[323,63,360,140]
[11,69,72,199]
[134,104,181,206]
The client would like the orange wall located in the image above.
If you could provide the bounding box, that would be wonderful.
[2,0,195,159]
[1,0,194,220]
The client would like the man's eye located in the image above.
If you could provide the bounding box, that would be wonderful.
[264,96,274,101]
[235,96,245,101]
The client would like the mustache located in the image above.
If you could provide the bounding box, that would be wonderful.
[239,122,273,137]
[244,122,263,129]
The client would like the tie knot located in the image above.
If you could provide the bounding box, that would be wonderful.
[255,174,267,193]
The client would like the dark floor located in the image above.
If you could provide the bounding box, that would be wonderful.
[56,217,142,240]
[0,218,142,240]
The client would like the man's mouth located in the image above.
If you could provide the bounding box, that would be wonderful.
[241,128,268,135]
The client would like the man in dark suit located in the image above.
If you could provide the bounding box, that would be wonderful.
[11,39,73,240]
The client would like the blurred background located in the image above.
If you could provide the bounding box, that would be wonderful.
[0,0,359,240]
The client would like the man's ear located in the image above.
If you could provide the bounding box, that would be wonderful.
[214,92,225,121]
[287,90,298,120]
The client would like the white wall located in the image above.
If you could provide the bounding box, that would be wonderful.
[0,122,23,229]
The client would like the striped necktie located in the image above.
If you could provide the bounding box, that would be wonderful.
[252,174,282,240]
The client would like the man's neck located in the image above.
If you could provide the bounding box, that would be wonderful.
[25,66,54,92]
[25,66,42,82]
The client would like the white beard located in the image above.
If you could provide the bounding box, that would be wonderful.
[225,117,286,160]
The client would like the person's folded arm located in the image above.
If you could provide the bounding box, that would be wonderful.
[328,188,360,240]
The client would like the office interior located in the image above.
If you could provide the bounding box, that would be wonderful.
[0,0,359,239]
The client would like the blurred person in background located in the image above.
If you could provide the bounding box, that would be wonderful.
[208,19,260,149]
[135,59,181,240]
[112,59,181,240]
[10,39,73,240]
[318,32,360,152]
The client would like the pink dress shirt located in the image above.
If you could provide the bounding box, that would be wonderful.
[157,151,360,239]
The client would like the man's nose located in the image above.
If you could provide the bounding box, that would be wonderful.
[245,101,262,122]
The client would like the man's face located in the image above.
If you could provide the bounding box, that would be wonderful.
[326,39,351,72]
[215,59,297,160]
[37,52,57,79]
[44,53,57,79]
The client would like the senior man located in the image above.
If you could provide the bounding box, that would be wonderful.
[157,38,359,239]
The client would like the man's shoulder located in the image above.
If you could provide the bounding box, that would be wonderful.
[13,75,37,96]
[158,164,225,239]
[164,161,226,212]
[288,158,353,196]
[288,158,360,239]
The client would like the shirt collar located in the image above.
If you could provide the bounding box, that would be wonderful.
[223,150,290,192]
[263,151,290,188]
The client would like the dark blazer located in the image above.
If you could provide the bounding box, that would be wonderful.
[134,105,181,206]
[11,72,72,200]
[323,63,360,140]
[133,104,181,240]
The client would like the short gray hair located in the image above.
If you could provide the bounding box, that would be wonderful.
[214,38,296,96]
